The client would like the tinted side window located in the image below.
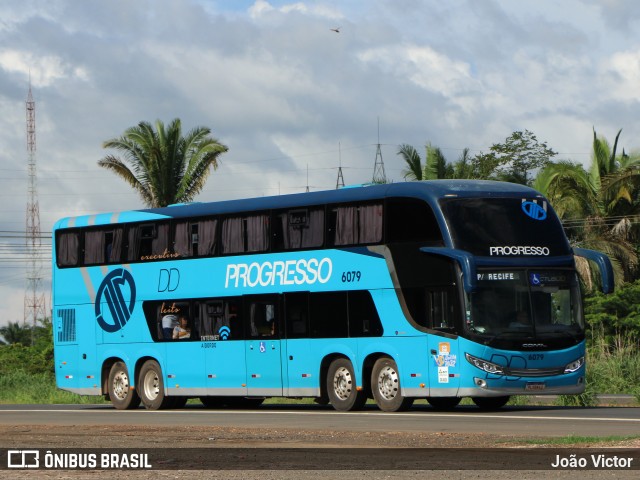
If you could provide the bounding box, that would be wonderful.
[274,208,325,251]
[401,287,458,332]
[84,228,124,265]
[386,197,443,244]
[329,203,383,246]
[174,219,218,258]
[56,231,80,267]
[348,290,383,337]
[127,222,170,261]
[285,292,309,338]
[246,296,279,338]
[221,214,269,254]
[310,292,348,338]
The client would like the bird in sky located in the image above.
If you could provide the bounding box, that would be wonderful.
[330,27,340,33]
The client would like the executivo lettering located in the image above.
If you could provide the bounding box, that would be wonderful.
[225,258,333,288]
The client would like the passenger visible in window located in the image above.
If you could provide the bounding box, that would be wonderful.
[173,315,191,340]
[162,313,179,340]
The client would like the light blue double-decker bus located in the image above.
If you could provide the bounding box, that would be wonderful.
[52,181,613,411]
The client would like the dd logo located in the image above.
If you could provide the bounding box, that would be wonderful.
[95,268,136,333]
[521,200,547,221]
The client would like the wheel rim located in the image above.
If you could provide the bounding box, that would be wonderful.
[332,366,353,401]
[142,370,160,402]
[376,365,399,400]
[112,370,130,401]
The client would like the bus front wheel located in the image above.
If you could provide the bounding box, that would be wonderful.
[371,357,414,412]
[472,396,510,410]
[326,358,366,411]
[107,361,141,410]
[138,360,171,410]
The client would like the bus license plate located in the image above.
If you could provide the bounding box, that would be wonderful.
[525,382,546,391]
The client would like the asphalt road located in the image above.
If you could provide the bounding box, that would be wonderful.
[1,403,639,437]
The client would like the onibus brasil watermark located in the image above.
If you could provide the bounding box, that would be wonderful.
[6,450,151,470]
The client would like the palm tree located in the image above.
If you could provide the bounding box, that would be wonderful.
[99,119,228,208]
[533,128,640,287]
[397,143,450,180]
[0,321,31,345]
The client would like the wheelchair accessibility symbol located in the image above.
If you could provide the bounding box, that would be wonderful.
[259,341,266,353]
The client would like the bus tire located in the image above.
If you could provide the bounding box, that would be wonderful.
[427,396,461,410]
[472,396,510,410]
[107,361,141,410]
[371,357,414,412]
[326,358,366,411]
[138,360,171,410]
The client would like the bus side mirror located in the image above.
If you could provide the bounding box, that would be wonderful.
[573,248,615,294]
[420,247,477,293]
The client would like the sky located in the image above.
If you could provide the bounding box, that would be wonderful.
[1,0,640,328]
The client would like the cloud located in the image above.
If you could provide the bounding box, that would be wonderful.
[0,49,88,87]
[1,0,640,326]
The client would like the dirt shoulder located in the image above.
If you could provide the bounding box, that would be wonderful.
[1,424,639,449]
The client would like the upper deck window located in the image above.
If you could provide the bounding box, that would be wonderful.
[127,222,170,261]
[57,231,80,267]
[439,197,571,257]
[174,219,217,257]
[386,197,443,244]
[331,203,383,246]
[221,214,269,254]
[274,208,324,250]
[84,228,124,265]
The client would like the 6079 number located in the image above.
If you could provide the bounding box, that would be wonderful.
[341,271,361,283]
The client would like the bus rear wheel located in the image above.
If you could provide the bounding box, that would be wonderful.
[326,358,366,411]
[138,360,172,410]
[371,357,414,412]
[472,396,510,410]
[427,397,461,410]
[107,361,141,410]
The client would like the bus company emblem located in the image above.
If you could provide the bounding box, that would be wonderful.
[95,268,137,333]
[521,199,547,221]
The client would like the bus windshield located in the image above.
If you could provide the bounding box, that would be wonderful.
[465,270,583,349]
[440,197,572,257]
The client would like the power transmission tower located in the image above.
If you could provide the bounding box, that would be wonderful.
[24,80,47,339]
[336,142,345,189]
[372,118,387,184]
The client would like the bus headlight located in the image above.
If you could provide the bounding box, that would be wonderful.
[465,353,504,375]
[564,357,584,373]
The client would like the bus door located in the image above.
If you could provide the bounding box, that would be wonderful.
[163,303,206,394]
[244,296,283,397]
[200,299,248,396]
[425,289,461,396]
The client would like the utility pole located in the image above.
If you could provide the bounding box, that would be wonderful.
[24,80,46,342]
[336,142,345,189]
[372,117,387,184]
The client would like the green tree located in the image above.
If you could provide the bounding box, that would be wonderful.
[99,119,228,208]
[533,128,640,287]
[487,130,557,185]
[398,143,449,180]
[0,322,32,346]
